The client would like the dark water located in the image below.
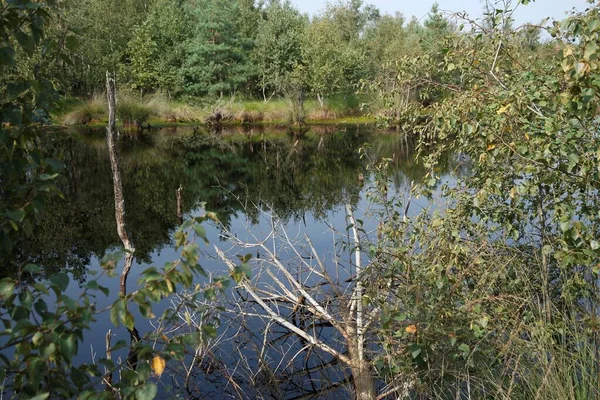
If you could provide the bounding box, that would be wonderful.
[10,124,458,398]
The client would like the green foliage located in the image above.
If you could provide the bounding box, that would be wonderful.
[7,0,600,397]
[301,0,375,100]
[0,4,239,398]
[60,0,147,94]
[253,0,307,97]
[0,218,236,398]
[366,3,600,398]
[0,0,63,271]
[124,0,188,96]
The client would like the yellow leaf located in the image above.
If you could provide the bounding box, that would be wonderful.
[152,355,166,376]
[486,144,496,151]
[405,324,417,334]
[565,46,574,57]
[497,104,510,114]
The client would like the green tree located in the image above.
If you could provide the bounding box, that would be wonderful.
[181,0,254,98]
[302,0,376,105]
[123,0,189,96]
[60,0,148,94]
[126,21,159,95]
[253,0,307,100]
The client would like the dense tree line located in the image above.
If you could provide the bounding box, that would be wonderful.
[30,0,541,107]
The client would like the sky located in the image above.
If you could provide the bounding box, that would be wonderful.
[289,0,591,26]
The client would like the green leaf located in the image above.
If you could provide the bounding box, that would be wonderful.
[59,334,77,362]
[109,303,119,327]
[49,273,69,292]
[0,47,16,67]
[15,30,35,55]
[32,331,44,346]
[33,299,47,316]
[6,209,25,222]
[28,393,50,400]
[122,309,135,331]
[458,343,470,355]
[135,383,157,400]
[560,220,572,232]
[589,19,600,32]
[2,106,22,126]
[24,264,41,274]
[591,240,599,250]
[409,343,422,359]
[0,279,15,300]
[193,224,208,243]
[7,82,30,100]
[202,324,217,339]
[39,173,58,181]
[204,287,216,300]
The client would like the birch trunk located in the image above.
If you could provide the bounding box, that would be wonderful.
[346,205,375,400]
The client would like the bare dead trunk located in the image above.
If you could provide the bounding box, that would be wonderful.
[104,329,113,391]
[106,71,139,368]
[106,72,135,294]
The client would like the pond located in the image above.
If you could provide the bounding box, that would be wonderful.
[7,124,458,398]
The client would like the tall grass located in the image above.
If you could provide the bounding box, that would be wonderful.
[493,313,600,400]
[219,93,370,124]
[61,92,203,126]
[60,92,370,127]
[62,93,106,125]
[117,95,154,128]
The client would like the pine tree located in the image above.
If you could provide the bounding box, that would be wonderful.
[181,0,253,98]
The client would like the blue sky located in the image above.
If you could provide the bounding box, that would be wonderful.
[289,0,590,26]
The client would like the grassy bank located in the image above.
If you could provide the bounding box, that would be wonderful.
[55,93,203,127]
[55,93,376,127]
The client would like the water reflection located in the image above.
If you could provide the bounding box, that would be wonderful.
[9,125,435,280]
[3,124,465,398]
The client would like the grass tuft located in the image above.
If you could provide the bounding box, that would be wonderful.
[116,94,154,128]
[62,94,106,125]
